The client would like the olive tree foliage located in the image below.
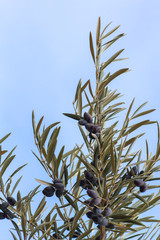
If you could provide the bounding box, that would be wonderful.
[1,18,160,240]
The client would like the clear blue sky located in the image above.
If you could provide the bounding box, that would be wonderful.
[0,0,160,238]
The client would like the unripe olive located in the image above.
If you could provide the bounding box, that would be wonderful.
[7,197,16,206]
[42,186,55,197]
[87,189,98,199]
[140,182,147,192]
[90,197,101,206]
[134,179,144,187]
[84,112,93,123]
[102,207,112,217]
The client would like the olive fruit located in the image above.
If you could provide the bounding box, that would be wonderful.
[102,207,112,217]
[90,197,101,206]
[53,179,63,184]
[0,212,5,220]
[130,166,138,176]
[7,197,16,206]
[134,179,144,187]
[54,183,64,191]
[56,190,63,197]
[106,222,115,230]
[84,112,93,123]
[0,201,9,209]
[78,119,88,126]
[86,211,94,219]
[92,215,103,224]
[99,218,108,226]
[140,182,147,192]
[93,207,102,215]
[87,189,98,199]
[89,132,100,139]
[42,186,55,197]
[4,209,15,219]
[122,173,131,180]
[139,170,144,175]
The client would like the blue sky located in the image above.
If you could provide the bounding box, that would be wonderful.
[0,0,160,238]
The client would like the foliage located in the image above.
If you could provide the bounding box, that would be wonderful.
[1,18,160,240]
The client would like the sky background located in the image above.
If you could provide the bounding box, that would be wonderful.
[0,0,160,238]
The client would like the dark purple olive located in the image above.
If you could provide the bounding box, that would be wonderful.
[140,182,147,192]
[139,170,144,175]
[130,166,138,176]
[0,201,9,209]
[87,189,98,199]
[53,179,62,184]
[134,179,144,187]
[85,171,94,180]
[54,183,64,191]
[4,209,15,219]
[69,217,74,222]
[80,178,87,187]
[102,207,112,217]
[92,215,103,224]
[0,212,5,219]
[56,190,63,197]
[84,112,93,123]
[95,236,100,240]
[7,197,16,206]
[86,211,94,219]
[78,119,88,126]
[90,197,101,206]
[106,223,115,230]
[42,186,55,197]
[93,207,102,215]
[122,173,131,180]
[99,218,108,226]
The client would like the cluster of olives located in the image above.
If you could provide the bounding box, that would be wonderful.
[80,170,98,190]
[86,205,114,239]
[122,166,147,193]
[78,112,101,139]
[0,196,16,220]
[42,179,64,198]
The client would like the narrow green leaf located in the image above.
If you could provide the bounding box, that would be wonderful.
[63,113,82,121]
[35,116,44,136]
[96,17,101,46]
[40,122,60,148]
[101,49,124,71]
[64,193,78,211]
[35,178,52,186]
[89,32,95,63]
[132,193,149,207]
[0,132,11,144]
[0,155,15,178]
